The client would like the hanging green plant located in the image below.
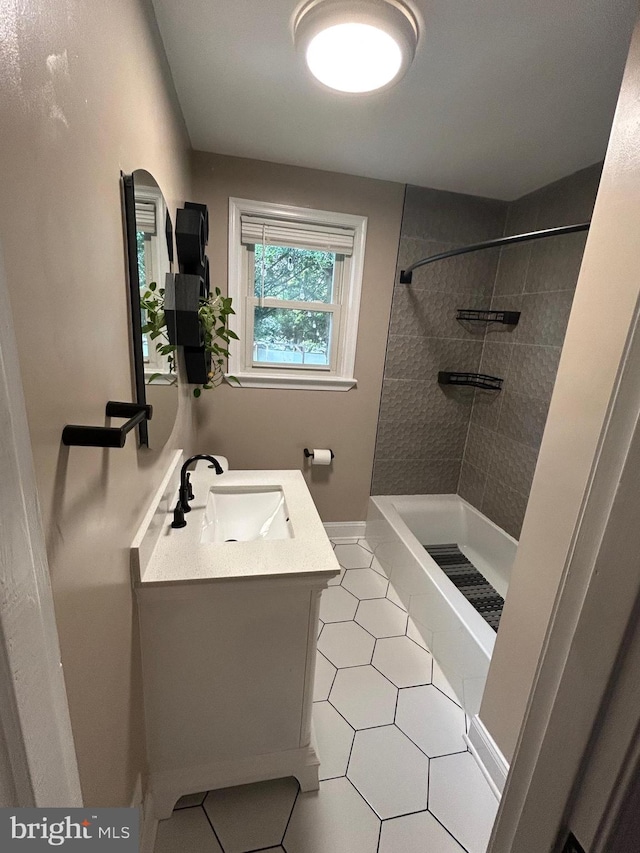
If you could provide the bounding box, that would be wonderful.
[140,281,178,385]
[195,287,239,397]
[140,283,238,396]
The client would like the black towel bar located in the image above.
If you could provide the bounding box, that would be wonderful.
[62,402,153,448]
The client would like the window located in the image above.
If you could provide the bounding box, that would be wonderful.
[227,198,367,390]
[135,185,173,382]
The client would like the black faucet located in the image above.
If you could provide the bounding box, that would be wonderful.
[171,454,224,528]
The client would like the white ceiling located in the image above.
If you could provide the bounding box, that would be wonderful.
[151,0,637,200]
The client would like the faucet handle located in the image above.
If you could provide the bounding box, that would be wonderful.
[171,501,187,529]
[186,473,195,501]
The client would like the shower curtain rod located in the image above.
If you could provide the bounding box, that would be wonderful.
[399,222,590,283]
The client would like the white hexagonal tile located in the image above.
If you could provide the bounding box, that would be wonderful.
[370,556,389,578]
[386,584,407,611]
[327,566,346,586]
[314,652,337,702]
[373,636,433,688]
[284,777,380,853]
[355,599,408,638]
[379,810,465,853]
[342,568,388,600]
[333,543,373,569]
[204,777,298,853]
[396,686,466,757]
[429,752,498,853]
[313,701,354,780]
[347,725,429,819]
[432,660,462,707]
[317,622,375,668]
[320,585,359,622]
[330,666,397,729]
[155,808,223,853]
[406,617,430,651]
[356,539,373,553]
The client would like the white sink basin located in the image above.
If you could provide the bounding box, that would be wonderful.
[200,486,293,543]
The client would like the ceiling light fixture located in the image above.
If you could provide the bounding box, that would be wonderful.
[293,0,419,94]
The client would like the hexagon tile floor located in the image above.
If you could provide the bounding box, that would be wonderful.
[154,539,499,853]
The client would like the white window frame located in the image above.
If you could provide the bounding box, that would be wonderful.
[136,185,174,384]
[227,197,367,391]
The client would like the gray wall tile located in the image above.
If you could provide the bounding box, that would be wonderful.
[534,163,602,229]
[503,193,540,235]
[492,244,530,297]
[399,236,499,295]
[525,231,587,294]
[515,290,574,347]
[481,477,528,539]
[372,457,461,495]
[373,168,598,520]
[496,391,550,450]
[506,344,561,403]
[402,186,506,243]
[384,336,483,381]
[389,287,489,340]
[376,379,473,459]
[488,434,538,498]
[458,461,487,508]
[463,423,494,473]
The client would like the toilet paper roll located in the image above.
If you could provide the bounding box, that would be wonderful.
[311,449,332,466]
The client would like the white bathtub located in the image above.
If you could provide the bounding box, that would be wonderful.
[365,494,517,716]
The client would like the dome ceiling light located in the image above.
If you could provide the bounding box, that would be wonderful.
[293,0,419,94]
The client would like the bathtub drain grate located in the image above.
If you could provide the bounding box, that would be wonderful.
[425,544,504,631]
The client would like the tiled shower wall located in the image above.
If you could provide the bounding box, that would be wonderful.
[372,164,601,540]
[372,186,507,494]
[458,164,602,538]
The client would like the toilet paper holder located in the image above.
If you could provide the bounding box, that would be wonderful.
[304,448,335,460]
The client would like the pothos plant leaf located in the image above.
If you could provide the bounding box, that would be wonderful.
[140,283,238,397]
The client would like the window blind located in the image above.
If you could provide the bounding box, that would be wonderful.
[135,200,157,235]
[240,215,354,256]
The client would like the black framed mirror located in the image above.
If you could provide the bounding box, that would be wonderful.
[122,170,179,448]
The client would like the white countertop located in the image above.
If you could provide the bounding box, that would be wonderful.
[134,460,340,586]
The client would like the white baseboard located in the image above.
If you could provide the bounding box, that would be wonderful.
[130,774,159,853]
[465,715,509,799]
[323,521,366,540]
[140,792,159,853]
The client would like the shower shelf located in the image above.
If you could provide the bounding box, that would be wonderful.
[438,372,503,391]
[456,309,520,325]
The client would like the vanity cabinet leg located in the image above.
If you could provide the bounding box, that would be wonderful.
[152,792,179,821]
[296,763,320,792]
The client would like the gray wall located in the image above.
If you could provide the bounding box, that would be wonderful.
[459,164,602,537]
[372,165,601,540]
[372,187,507,494]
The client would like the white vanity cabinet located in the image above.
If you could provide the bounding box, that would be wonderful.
[132,453,338,819]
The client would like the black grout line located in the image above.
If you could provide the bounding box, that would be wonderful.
[278,781,300,848]
[427,807,471,853]
[378,804,430,823]
[344,775,383,831]
[431,681,464,710]
[375,814,383,853]
[200,803,227,853]
[326,697,357,732]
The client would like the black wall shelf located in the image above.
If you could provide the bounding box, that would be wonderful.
[62,402,153,448]
[456,309,520,326]
[438,372,503,391]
